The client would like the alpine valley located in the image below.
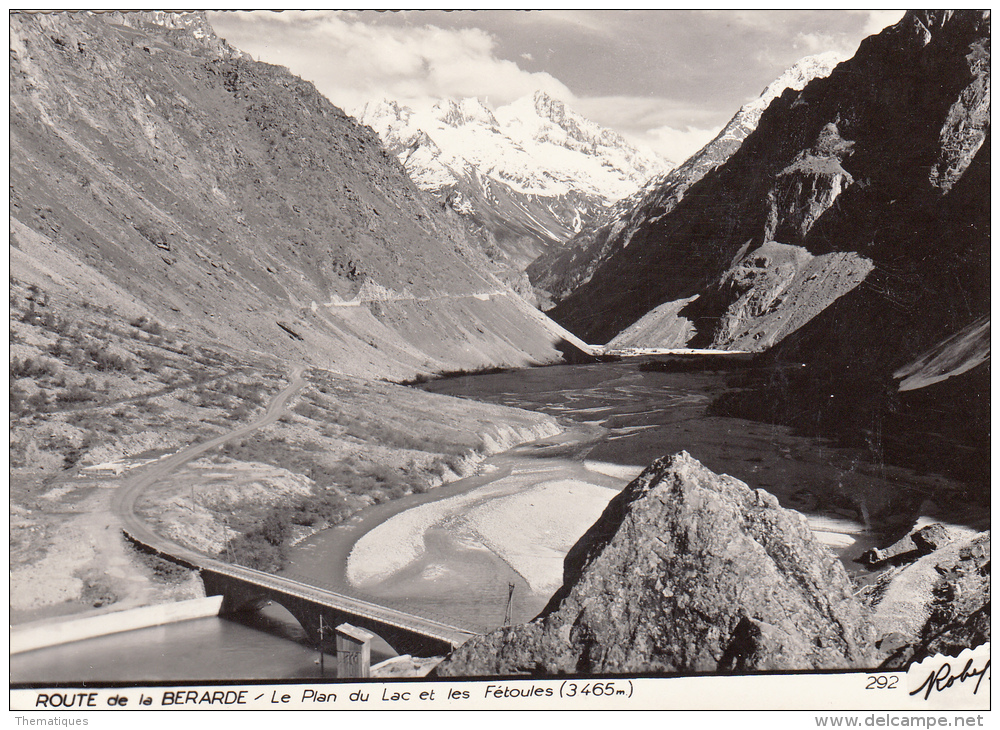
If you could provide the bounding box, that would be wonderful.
[8,10,989,690]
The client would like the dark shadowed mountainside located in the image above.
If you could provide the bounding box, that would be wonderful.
[545,10,988,488]
[550,10,988,357]
[528,52,844,310]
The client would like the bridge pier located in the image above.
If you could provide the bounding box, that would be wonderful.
[201,569,268,614]
[284,602,457,658]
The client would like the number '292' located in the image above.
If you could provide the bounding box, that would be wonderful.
[866,675,899,689]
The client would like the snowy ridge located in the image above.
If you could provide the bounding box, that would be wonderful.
[720,52,845,144]
[355,91,672,204]
[607,51,847,234]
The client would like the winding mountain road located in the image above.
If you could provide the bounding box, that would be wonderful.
[110,365,476,650]
[110,365,308,558]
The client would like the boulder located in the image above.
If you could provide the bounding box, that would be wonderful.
[912,524,957,553]
[436,452,875,676]
[873,531,990,668]
[858,523,959,569]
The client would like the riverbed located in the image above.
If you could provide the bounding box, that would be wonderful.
[284,362,980,635]
[11,361,983,682]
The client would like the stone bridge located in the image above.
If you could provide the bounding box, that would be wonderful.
[198,563,474,657]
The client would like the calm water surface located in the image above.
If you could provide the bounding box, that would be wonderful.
[10,605,354,683]
[286,363,980,630]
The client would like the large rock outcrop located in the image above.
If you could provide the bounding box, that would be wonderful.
[865,531,990,668]
[436,452,875,676]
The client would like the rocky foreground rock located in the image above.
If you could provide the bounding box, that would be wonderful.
[435,452,875,675]
[867,531,990,668]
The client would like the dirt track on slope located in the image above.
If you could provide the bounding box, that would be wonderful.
[10,367,306,624]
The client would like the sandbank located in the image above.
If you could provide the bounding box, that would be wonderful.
[463,479,618,593]
[346,475,619,591]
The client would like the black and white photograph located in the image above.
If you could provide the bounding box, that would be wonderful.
[9,8,990,713]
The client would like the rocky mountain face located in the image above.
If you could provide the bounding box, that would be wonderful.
[550,11,988,354]
[528,53,844,309]
[436,452,876,675]
[355,92,671,296]
[10,11,588,382]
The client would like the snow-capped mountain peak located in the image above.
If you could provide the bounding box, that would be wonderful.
[759,51,844,98]
[356,91,671,200]
[356,98,411,125]
[500,90,631,153]
[739,52,847,130]
[431,97,500,129]
[527,51,849,308]
[354,91,673,280]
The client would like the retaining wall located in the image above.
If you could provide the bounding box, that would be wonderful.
[10,596,223,654]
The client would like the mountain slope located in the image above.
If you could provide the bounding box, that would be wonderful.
[715,131,990,488]
[356,92,671,281]
[542,10,989,488]
[528,52,844,308]
[10,11,588,382]
[550,11,988,355]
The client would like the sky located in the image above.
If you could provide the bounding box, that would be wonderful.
[207,9,906,164]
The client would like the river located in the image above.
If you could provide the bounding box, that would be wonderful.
[11,361,980,683]
[10,604,343,683]
[285,362,978,633]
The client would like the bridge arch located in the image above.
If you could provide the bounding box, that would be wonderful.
[199,567,462,658]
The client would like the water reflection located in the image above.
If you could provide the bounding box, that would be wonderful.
[13,362,982,683]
